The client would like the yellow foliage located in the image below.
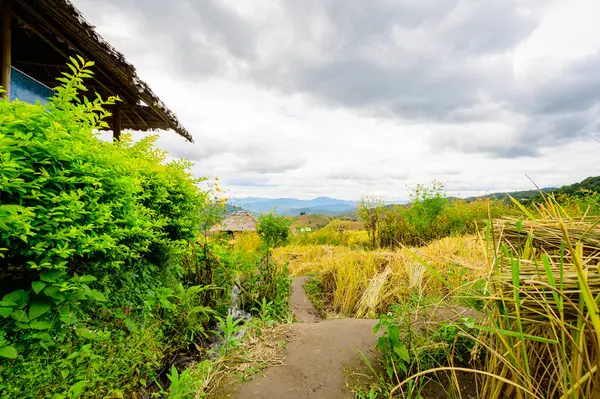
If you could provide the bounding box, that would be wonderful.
[273,236,487,318]
[232,231,262,254]
[291,228,370,247]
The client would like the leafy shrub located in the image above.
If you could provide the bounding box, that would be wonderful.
[370,309,477,397]
[356,197,385,248]
[0,59,210,396]
[257,212,292,248]
[240,257,291,322]
[358,181,513,248]
[292,220,370,247]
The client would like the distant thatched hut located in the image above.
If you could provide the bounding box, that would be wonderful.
[211,211,257,235]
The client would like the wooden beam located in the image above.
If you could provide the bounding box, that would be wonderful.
[112,104,121,142]
[104,103,150,111]
[132,108,149,129]
[12,13,117,98]
[0,0,11,98]
[16,1,136,104]
[121,107,135,128]
[16,2,182,137]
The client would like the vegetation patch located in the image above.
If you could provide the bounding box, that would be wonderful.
[274,236,487,318]
[0,61,293,398]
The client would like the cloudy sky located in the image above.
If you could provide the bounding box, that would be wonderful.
[75,0,600,200]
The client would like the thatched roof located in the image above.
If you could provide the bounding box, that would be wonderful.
[212,211,257,232]
[11,0,192,141]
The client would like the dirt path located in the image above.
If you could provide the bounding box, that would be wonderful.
[219,277,380,399]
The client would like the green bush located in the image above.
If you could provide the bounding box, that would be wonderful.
[360,182,513,248]
[368,308,477,397]
[256,212,292,249]
[0,59,210,396]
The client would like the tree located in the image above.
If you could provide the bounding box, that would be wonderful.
[257,212,292,249]
[356,196,385,248]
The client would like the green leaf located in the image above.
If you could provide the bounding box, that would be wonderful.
[462,317,476,329]
[32,281,47,294]
[30,319,53,330]
[79,275,97,283]
[393,342,410,363]
[44,286,66,302]
[508,195,536,220]
[398,362,407,373]
[69,380,86,399]
[59,305,71,318]
[124,318,137,332]
[75,327,98,340]
[88,290,106,302]
[474,324,558,344]
[388,325,401,345]
[40,270,67,282]
[3,290,29,307]
[29,302,51,320]
[0,300,16,307]
[33,332,53,342]
[0,307,12,318]
[0,346,18,359]
[10,310,29,323]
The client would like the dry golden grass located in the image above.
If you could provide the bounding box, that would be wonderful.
[208,323,293,397]
[274,235,487,318]
[475,202,600,399]
[221,323,292,375]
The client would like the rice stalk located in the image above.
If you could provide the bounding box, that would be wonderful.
[479,195,600,398]
[355,267,393,318]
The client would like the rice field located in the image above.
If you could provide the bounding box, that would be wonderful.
[274,194,600,398]
[273,235,488,318]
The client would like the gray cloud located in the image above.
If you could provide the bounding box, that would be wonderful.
[81,0,597,158]
[77,0,256,76]
[76,0,599,199]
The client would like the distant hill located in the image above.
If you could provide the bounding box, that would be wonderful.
[554,176,600,196]
[290,214,332,231]
[227,176,599,217]
[225,204,244,214]
[462,188,555,202]
[227,197,356,216]
[466,176,599,202]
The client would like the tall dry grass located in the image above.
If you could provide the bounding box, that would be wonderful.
[273,235,487,318]
[389,195,600,398]
[474,197,600,399]
[291,224,371,247]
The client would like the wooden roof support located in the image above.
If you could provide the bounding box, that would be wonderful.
[1,0,11,98]
[11,12,116,97]
[16,1,135,103]
[6,0,191,141]
[132,107,149,129]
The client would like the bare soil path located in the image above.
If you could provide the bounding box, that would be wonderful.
[216,277,380,399]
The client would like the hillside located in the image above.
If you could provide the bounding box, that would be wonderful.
[228,176,600,218]
[466,176,599,202]
[290,214,332,231]
[554,176,600,196]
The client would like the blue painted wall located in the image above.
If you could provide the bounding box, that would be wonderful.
[9,67,54,104]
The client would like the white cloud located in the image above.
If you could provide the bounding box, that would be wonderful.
[80,0,600,200]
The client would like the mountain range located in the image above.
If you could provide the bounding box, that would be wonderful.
[228,176,600,217]
[227,197,357,216]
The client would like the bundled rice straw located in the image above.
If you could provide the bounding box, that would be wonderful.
[482,210,600,398]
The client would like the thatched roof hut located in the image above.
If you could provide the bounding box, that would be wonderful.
[1,0,191,142]
[212,211,257,233]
